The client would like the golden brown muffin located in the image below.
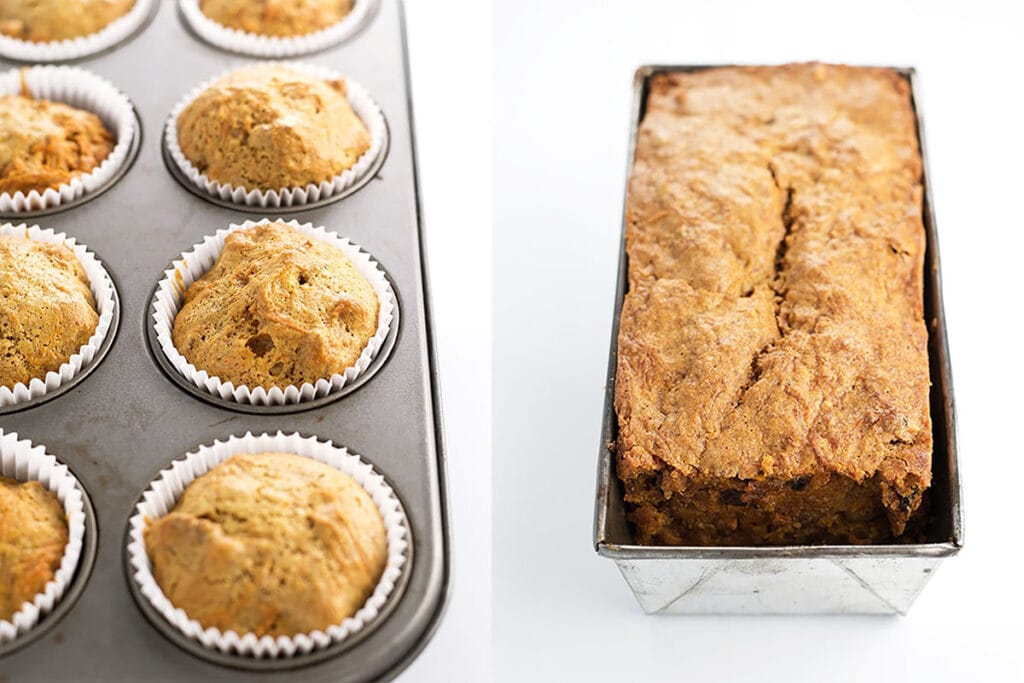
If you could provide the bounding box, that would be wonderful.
[176,64,370,191]
[0,235,99,390]
[616,64,931,546]
[0,94,116,196]
[172,222,379,389]
[199,0,353,37]
[144,452,388,637]
[0,0,135,43]
[0,476,68,622]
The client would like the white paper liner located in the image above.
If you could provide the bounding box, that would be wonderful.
[0,224,118,408]
[126,431,408,659]
[178,0,377,58]
[165,62,387,208]
[0,66,137,213]
[152,218,395,406]
[0,430,87,645]
[0,0,154,62]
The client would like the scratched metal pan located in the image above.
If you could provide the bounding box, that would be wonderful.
[0,0,450,679]
[594,64,963,615]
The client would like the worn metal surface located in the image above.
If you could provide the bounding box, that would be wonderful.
[594,65,962,616]
[0,0,450,679]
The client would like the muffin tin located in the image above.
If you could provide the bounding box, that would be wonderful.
[0,1,450,680]
[594,65,963,615]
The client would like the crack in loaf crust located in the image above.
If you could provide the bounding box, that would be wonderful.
[615,63,932,546]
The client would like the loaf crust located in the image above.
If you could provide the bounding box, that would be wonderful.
[0,235,99,390]
[616,64,932,546]
[0,0,134,42]
[144,452,387,636]
[0,476,68,622]
[176,64,370,191]
[172,222,379,390]
[199,0,353,37]
[0,95,115,196]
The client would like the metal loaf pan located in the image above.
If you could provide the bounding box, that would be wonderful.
[594,64,963,615]
[0,0,450,679]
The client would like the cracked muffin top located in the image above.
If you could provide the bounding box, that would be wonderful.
[172,222,379,390]
[199,0,354,37]
[0,234,99,390]
[0,0,135,43]
[0,94,116,196]
[143,452,387,636]
[0,476,68,623]
[176,64,371,191]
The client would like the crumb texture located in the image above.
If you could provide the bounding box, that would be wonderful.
[144,452,388,637]
[176,64,370,190]
[616,63,932,546]
[0,235,98,389]
[0,95,115,196]
[199,0,353,37]
[0,476,68,622]
[172,222,379,390]
[0,0,134,42]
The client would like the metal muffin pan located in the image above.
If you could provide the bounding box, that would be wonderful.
[0,0,450,680]
[594,64,963,615]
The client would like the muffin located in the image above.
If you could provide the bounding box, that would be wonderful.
[175,64,370,191]
[0,235,99,390]
[198,0,353,37]
[144,452,387,637]
[0,476,69,623]
[0,0,135,43]
[172,222,379,390]
[0,94,116,196]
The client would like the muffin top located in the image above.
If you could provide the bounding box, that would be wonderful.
[0,0,135,43]
[0,476,69,622]
[176,64,370,191]
[199,0,353,37]
[0,235,99,390]
[144,452,388,637]
[0,94,116,196]
[172,222,380,389]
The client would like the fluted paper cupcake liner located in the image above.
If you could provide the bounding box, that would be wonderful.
[152,218,396,406]
[127,431,409,659]
[0,66,137,213]
[0,0,154,62]
[0,430,87,644]
[0,224,118,408]
[165,62,386,208]
[179,0,376,57]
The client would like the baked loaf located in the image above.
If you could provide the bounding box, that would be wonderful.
[616,64,932,546]
[199,0,353,37]
[172,222,379,389]
[144,452,387,636]
[0,0,135,42]
[0,235,99,389]
[176,64,370,191]
[0,476,68,622]
[0,94,116,196]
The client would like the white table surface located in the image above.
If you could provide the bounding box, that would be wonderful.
[494,1,1024,681]
[397,0,492,680]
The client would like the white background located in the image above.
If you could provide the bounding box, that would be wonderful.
[494,1,1024,682]
[399,0,492,680]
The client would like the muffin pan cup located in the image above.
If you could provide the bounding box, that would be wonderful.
[594,65,963,616]
[164,63,389,210]
[0,0,157,63]
[0,65,140,215]
[126,432,411,664]
[178,0,379,57]
[150,218,398,408]
[0,1,450,680]
[0,430,96,654]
